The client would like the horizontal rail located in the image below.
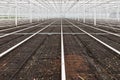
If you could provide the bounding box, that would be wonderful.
[0,21,49,38]
[0,32,117,35]
[80,23,120,37]
[66,19,120,55]
[96,24,120,31]
[0,23,39,32]
[0,21,55,58]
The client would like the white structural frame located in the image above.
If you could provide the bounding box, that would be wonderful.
[0,0,119,25]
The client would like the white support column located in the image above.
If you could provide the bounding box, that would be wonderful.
[117,4,120,22]
[37,7,40,22]
[74,6,76,20]
[7,2,10,20]
[77,3,79,21]
[93,1,97,26]
[15,0,18,26]
[41,8,43,21]
[100,7,102,19]
[19,7,21,20]
[78,2,81,21]
[106,4,109,20]
[29,0,32,23]
[83,2,86,23]
[39,7,41,21]
[9,7,11,20]
[47,9,48,19]
[104,4,108,19]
